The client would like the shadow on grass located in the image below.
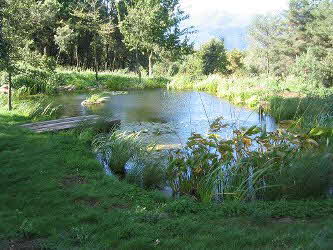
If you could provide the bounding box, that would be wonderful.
[269,94,333,128]
[0,113,32,126]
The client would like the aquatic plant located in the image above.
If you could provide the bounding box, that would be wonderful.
[167,117,332,202]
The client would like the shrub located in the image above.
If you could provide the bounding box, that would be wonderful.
[227,49,245,75]
[178,54,203,76]
[292,49,333,88]
[168,62,180,76]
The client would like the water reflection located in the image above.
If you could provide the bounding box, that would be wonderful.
[54,89,277,145]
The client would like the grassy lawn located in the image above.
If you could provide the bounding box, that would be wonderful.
[1,113,333,249]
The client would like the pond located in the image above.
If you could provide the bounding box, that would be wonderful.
[55,89,277,147]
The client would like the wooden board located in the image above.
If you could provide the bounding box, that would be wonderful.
[20,115,120,133]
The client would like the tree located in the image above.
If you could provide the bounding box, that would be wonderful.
[54,24,77,64]
[287,0,320,56]
[0,0,35,111]
[198,38,228,75]
[227,49,245,75]
[73,0,109,80]
[306,0,333,57]
[248,14,283,75]
[119,0,192,77]
[30,0,61,55]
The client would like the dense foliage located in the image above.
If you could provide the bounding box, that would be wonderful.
[246,0,333,87]
[0,0,192,71]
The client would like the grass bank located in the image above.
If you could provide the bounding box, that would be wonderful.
[168,74,333,128]
[1,116,333,249]
[7,69,169,95]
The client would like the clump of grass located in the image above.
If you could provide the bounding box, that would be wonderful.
[92,131,145,178]
[0,95,62,121]
[56,69,169,91]
[126,157,166,190]
[259,152,333,200]
[73,118,120,143]
[270,96,333,128]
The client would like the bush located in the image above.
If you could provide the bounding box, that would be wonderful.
[178,54,203,76]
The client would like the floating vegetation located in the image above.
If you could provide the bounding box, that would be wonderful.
[81,94,110,106]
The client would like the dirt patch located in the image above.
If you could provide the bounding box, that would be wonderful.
[74,197,100,208]
[60,175,88,188]
[273,217,295,224]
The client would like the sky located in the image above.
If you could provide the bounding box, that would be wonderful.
[180,0,290,50]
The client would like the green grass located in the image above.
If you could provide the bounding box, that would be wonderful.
[1,112,333,249]
[1,72,333,248]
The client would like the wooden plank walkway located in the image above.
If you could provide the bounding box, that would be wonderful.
[20,115,120,133]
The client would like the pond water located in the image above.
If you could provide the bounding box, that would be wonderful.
[55,89,277,147]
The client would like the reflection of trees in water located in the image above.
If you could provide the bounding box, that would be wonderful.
[55,90,277,139]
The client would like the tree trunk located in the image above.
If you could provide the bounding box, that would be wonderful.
[105,45,109,71]
[8,71,12,111]
[112,53,116,71]
[75,45,79,71]
[148,51,153,77]
[94,47,98,81]
[136,49,141,83]
[266,52,270,75]
[56,51,61,64]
